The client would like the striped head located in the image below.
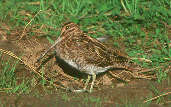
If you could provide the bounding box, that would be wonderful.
[60,22,82,37]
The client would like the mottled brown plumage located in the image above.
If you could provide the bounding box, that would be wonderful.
[37,22,137,92]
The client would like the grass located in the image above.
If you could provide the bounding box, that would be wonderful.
[0,53,30,94]
[0,0,170,106]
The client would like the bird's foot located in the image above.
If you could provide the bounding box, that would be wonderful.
[72,89,89,93]
[67,88,89,93]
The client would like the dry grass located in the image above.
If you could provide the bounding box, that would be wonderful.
[0,48,66,90]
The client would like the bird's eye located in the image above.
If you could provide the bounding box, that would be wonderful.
[66,26,70,29]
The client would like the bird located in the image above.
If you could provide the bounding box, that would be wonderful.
[37,22,139,93]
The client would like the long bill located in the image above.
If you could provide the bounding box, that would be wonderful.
[36,36,63,62]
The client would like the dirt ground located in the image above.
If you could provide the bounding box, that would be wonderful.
[0,30,170,107]
[0,77,170,107]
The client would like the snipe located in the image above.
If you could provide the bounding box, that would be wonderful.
[37,22,139,93]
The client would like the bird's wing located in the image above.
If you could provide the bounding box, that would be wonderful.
[72,33,130,69]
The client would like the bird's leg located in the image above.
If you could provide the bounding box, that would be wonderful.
[83,75,91,90]
[70,74,91,93]
[89,73,96,93]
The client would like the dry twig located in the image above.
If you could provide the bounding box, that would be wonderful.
[0,48,67,90]
[144,92,171,103]
[19,10,43,40]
